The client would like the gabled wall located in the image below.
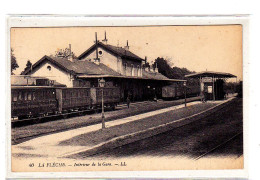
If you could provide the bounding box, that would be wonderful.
[28,61,74,87]
[84,47,120,73]
[81,46,142,77]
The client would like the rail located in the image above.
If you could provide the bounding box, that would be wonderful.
[194,131,243,160]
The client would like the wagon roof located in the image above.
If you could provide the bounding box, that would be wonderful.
[11,86,57,89]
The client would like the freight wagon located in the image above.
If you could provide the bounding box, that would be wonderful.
[162,84,200,99]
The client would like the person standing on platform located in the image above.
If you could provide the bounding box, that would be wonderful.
[202,90,206,103]
[127,96,131,108]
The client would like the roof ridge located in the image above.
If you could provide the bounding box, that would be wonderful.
[78,41,144,61]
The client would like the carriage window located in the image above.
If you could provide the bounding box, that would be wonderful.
[79,90,82,97]
[13,92,18,102]
[18,92,22,100]
[24,92,27,100]
[41,91,44,99]
[28,92,32,100]
[32,92,36,100]
[43,91,46,99]
[38,91,42,99]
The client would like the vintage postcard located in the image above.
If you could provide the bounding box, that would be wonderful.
[6,16,248,178]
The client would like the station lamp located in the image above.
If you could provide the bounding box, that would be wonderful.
[99,78,106,129]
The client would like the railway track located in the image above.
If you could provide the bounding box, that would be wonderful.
[12,96,202,128]
[12,97,202,145]
[11,108,97,127]
[85,97,243,159]
[194,131,243,160]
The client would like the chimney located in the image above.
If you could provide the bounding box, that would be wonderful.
[145,65,150,72]
[143,56,149,71]
[124,40,129,50]
[68,44,73,62]
[94,58,100,65]
[102,31,108,44]
[155,62,159,73]
[94,32,100,65]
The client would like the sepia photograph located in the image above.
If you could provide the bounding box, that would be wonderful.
[8,17,245,174]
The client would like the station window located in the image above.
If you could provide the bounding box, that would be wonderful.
[131,64,134,76]
[124,63,127,74]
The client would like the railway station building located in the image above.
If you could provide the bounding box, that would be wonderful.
[21,39,184,101]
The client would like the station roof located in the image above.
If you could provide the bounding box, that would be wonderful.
[78,42,144,62]
[22,55,184,82]
[21,55,122,76]
[185,71,237,78]
[77,72,186,82]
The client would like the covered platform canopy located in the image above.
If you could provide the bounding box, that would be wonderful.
[185,71,236,79]
[185,71,237,101]
[77,74,187,82]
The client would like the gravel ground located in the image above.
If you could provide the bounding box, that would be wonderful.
[59,102,216,146]
[12,96,201,144]
[88,98,242,158]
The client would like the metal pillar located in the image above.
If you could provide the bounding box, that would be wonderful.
[101,88,105,129]
[184,86,187,107]
[212,76,215,101]
[215,77,218,100]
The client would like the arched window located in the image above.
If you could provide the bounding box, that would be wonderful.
[137,65,140,76]
[131,64,134,76]
[124,63,127,75]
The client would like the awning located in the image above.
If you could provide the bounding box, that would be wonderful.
[77,74,186,82]
[185,71,236,78]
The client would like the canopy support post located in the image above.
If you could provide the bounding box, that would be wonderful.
[212,76,215,101]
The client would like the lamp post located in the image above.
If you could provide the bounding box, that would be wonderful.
[147,86,150,101]
[184,81,187,107]
[99,78,106,129]
[153,87,157,101]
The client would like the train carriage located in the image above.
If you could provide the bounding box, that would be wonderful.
[90,87,120,109]
[55,87,92,112]
[11,83,121,124]
[11,86,58,119]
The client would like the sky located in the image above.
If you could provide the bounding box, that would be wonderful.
[11,25,243,81]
